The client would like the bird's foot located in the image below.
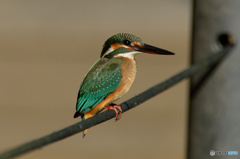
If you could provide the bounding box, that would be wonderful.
[103,104,122,121]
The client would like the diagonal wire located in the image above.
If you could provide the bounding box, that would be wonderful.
[0,43,234,159]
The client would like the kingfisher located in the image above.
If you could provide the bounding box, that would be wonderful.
[74,33,174,137]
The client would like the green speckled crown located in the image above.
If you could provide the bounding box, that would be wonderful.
[100,33,144,57]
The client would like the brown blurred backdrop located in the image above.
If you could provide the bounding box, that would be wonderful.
[0,1,191,159]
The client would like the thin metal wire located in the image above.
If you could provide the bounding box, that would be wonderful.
[0,44,234,159]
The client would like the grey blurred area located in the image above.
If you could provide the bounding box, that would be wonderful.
[0,1,190,159]
[189,1,240,159]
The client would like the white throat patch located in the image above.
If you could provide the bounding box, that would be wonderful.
[114,51,142,59]
[102,46,142,59]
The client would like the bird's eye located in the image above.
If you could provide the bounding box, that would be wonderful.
[123,40,131,46]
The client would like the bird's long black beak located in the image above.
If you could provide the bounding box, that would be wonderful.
[134,44,175,55]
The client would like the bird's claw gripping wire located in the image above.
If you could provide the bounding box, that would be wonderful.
[103,104,122,121]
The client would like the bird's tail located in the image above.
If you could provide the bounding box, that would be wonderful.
[79,112,94,138]
[83,129,88,138]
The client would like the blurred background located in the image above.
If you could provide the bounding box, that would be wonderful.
[0,1,191,158]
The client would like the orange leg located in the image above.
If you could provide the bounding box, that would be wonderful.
[103,104,122,121]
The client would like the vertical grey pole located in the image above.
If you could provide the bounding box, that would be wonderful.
[188,1,240,158]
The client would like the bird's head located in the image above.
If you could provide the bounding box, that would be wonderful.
[100,33,174,59]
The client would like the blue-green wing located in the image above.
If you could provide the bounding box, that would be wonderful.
[76,58,122,114]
